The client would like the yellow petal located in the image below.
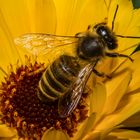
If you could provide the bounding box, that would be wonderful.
[89,83,106,124]
[110,129,140,139]
[11,137,18,140]
[121,112,140,128]
[108,51,140,94]
[41,128,70,140]
[0,0,56,38]
[0,67,7,82]
[0,124,16,137]
[26,0,56,34]
[128,51,140,93]
[117,9,140,54]
[95,92,140,131]
[54,0,107,35]
[107,0,139,54]
[103,70,132,114]
[104,0,111,9]
[82,131,101,140]
[0,0,57,66]
[108,0,133,33]
[0,136,18,140]
[74,113,96,140]
[0,11,21,69]
[0,0,29,37]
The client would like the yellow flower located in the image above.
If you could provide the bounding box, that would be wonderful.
[0,0,140,140]
[81,51,140,140]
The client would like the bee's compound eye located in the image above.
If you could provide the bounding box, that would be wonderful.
[96,26,108,37]
[96,25,118,50]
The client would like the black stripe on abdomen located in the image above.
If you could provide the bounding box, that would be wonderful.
[45,69,65,92]
[50,55,81,87]
[38,55,81,102]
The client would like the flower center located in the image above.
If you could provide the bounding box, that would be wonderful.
[0,60,88,139]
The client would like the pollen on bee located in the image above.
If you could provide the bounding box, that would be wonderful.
[0,57,89,139]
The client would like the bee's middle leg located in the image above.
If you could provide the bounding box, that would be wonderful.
[92,68,111,79]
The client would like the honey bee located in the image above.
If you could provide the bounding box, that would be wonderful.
[15,5,140,118]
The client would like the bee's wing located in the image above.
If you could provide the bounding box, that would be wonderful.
[58,63,93,118]
[14,33,78,55]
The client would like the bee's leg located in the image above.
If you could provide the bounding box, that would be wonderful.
[92,58,111,79]
[92,68,111,79]
[84,86,92,95]
[75,32,82,37]
[87,25,91,30]
[94,22,107,29]
[106,52,134,62]
[75,32,86,38]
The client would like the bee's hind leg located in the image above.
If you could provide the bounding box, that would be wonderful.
[92,69,111,79]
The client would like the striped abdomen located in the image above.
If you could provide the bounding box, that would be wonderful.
[37,55,81,102]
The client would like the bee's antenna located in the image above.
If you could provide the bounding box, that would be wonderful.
[116,34,140,39]
[112,4,119,31]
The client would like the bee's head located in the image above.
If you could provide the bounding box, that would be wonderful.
[94,23,118,50]
[77,36,105,60]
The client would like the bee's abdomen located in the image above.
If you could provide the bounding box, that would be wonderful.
[37,55,81,102]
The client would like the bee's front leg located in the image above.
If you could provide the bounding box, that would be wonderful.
[106,52,134,62]
[75,32,87,38]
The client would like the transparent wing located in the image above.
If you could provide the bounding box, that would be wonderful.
[58,63,93,118]
[14,33,78,55]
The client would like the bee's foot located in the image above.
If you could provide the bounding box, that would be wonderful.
[106,75,112,79]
